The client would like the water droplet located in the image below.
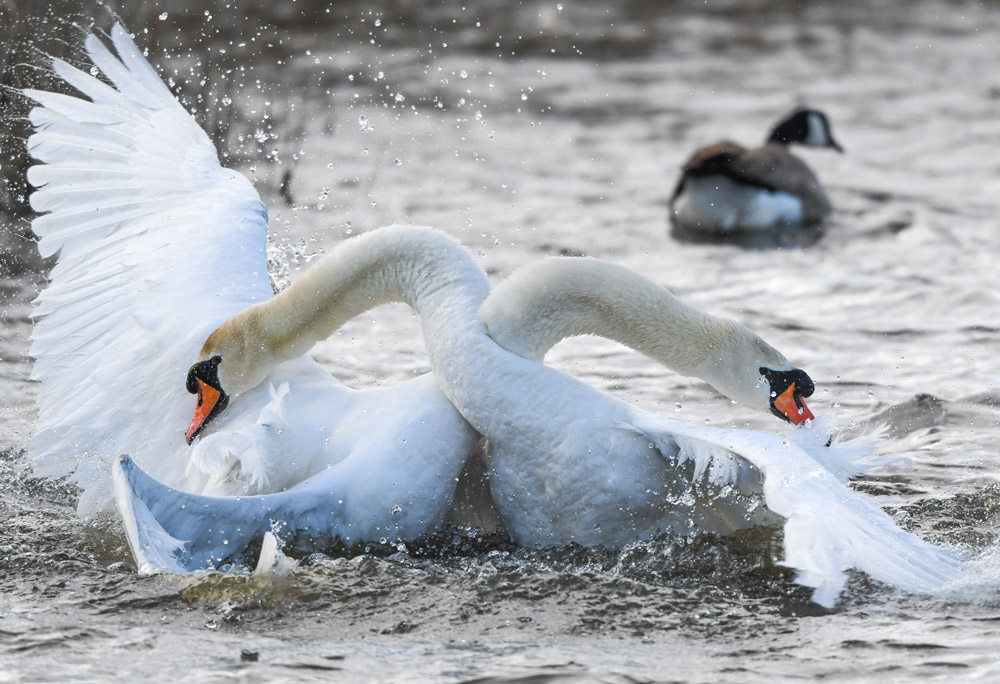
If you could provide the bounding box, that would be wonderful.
[89,66,99,76]
[394,159,403,166]
[159,11,168,20]
[374,19,382,27]
[520,92,528,101]
[358,115,374,132]
[459,69,468,79]
[221,96,232,106]
[674,402,682,412]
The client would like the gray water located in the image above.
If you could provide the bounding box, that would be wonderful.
[2,1,1000,681]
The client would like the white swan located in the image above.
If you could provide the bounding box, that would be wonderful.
[110,224,495,572]
[462,257,961,606]
[24,27,489,570]
[473,256,817,546]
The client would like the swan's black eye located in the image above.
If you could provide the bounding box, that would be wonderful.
[186,355,224,394]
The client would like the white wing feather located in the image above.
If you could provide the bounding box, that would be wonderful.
[26,24,273,515]
[630,413,962,607]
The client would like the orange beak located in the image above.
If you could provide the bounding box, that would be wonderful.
[774,383,815,425]
[185,378,222,444]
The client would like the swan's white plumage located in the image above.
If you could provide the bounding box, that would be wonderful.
[626,414,960,606]
[113,377,478,572]
[27,26,482,558]
[27,25,270,514]
[465,258,962,606]
[113,457,187,575]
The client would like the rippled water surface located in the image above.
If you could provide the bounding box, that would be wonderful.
[2,1,1000,681]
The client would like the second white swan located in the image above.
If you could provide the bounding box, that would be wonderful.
[469,257,962,605]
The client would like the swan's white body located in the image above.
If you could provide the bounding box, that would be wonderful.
[27,26,960,606]
[465,258,961,605]
[26,27,484,570]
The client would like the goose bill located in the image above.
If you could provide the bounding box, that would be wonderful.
[185,379,223,444]
[774,383,815,425]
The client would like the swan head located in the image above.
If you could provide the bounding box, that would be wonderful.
[185,355,229,444]
[694,324,816,425]
[185,312,276,444]
[759,366,815,425]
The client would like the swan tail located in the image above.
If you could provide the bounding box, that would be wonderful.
[113,455,328,573]
[627,415,962,607]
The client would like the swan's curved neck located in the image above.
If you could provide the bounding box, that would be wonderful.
[246,225,491,366]
[479,257,765,381]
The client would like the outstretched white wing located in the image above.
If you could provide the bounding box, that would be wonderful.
[629,413,962,607]
[26,24,274,515]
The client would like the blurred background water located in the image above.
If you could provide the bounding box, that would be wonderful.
[1,0,999,681]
